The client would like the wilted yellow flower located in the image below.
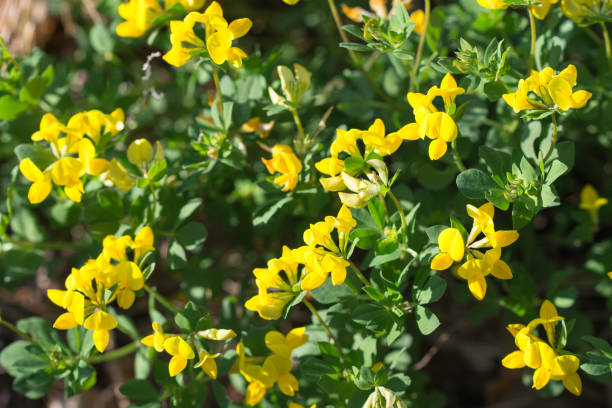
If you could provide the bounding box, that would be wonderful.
[262,144,303,191]
[241,117,275,138]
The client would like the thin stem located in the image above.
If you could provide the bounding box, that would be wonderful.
[349,260,370,287]
[148,184,157,222]
[0,317,37,344]
[387,190,407,241]
[86,341,139,364]
[601,22,612,70]
[528,9,536,72]
[144,284,181,315]
[1,235,88,250]
[451,140,467,172]
[327,0,359,66]
[410,0,430,92]
[303,299,344,359]
[289,107,306,141]
[543,113,558,162]
[210,62,224,116]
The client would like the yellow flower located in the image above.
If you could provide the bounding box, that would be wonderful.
[194,350,221,379]
[197,328,237,340]
[165,0,206,11]
[476,0,509,10]
[141,322,168,352]
[114,261,145,309]
[579,184,608,224]
[410,10,425,34]
[456,247,513,300]
[163,2,251,68]
[430,228,465,270]
[83,310,118,353]
[264,327,308,358]
[399,74,463,160]
[531,0,559,20]
[127,139,154,169]
[560,0,595,22]
[116,0,163,38]
[133,226,155,265]
[18,158,53,204]
[283,0,301,4]
[361,119,403,157]
[245,246,303,320]
[107,158,136,191]
[503,65,592,113]
[164,336,195,376]
[262,144,303,191]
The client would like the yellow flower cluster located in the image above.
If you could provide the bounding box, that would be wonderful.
[502,64,592,113]
[163,1,252,68]
[231,327,308,406]
[315,118,402,207]
[141,323,236,377]
[341,0,425,35]
[502,300,582,395]
[19,109,124,204]
[262,144,303,192]
[48,227,154,352]
[245,206,356,319]
[116,0,206,38]
[398,73,464,161]
[431,203,519,300]
[477,0,558,20]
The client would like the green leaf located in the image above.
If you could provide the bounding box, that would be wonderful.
[0,341,48,377]
[485,189,510,210]
[300,358,337,377]
[19,71,53,106]
[13,370,54,399]
[369,248,402,267]
[177,198,202,225]
[16,317,65,353]
[310,280,354,304]
[168,240,187,270]
[367,199,386,230]
[414,275,447,305]
[339,42,372,52]
[512,194,536,230]
[0,95,28,120]
[415,163,456,191]
[14,143,57,170]
[483,80,507,101]
[456,169,497,199]
[10,209,45,243]
[580,352,612,376]
[344,156,367,175]
[147,160,167,182]
[176,221,208,251]
[415,305,440,335]
[120,379,158,401]
[252,196,293,226]
[544,160,568,184]
[582,336,612,358]
[90,23,115,54]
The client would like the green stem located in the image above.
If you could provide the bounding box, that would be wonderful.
[210,62,224,116]
[528,9,536,72]
[86,341,139,364]
[148,184,157,222]
[388,190,407,241]
[1,234,88,250]
[410,0,430,92]
[303,299,344,359]
[349,260,370,287]
[543,113,557,162]
[144,284,181,315]
[327,0,359,66]
[289,107,306,141]
[601,22,612,70]
[451,140,467,172]
[0,317,37,344]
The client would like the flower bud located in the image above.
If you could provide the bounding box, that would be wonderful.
[127,139,154,168]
